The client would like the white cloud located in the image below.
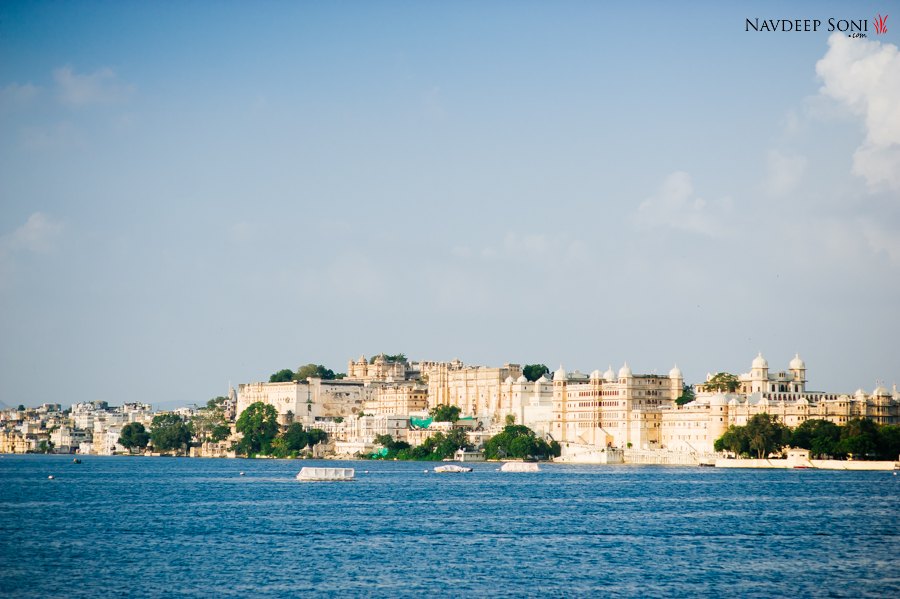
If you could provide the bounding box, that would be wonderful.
[0,82,39,108]
[54,66,133,106]
[816,33,900,191]
[1,212,64,255]
[860,219,900,263]
[473,231,588,267]
[764,149,807,196]
[635,171,731,237]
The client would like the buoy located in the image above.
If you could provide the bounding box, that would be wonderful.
[364,470,369,474]
[239,472,245,476]
[48,475,54,479]
[423,469,428,474]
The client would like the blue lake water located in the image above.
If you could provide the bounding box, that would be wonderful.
[1,455,898,598]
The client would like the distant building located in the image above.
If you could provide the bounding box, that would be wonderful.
[499,374,554,437]
[661,354,900,453]
[423,361,523,421]
[366,382,428,415]
[346,354,410,382]
[236,378,374,427]
[551,364,684,450]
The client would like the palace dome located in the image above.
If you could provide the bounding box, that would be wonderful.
[752,353,768,369]
[590,369,602,380]
[604,366,616,381]
[789,354,805,370]
[504,376,515,384]
[873,385,889,396]
[669,365,683,379]
[516,375,528,383]
[618,363,632,379]
[710,393,727,407]
[554,366,567,381]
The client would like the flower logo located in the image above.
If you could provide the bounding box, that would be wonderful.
[873,14,888,34]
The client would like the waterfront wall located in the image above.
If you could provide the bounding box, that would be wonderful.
[556,445,719,466]
[624,449,717,466]
[715,458,898,470]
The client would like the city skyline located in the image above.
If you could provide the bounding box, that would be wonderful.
[2,2,898,408]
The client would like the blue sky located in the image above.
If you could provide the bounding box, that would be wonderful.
[1,1,898,408]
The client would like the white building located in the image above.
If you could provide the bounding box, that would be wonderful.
[236,378,374,427]
[551,364,683,450]
[661,354,900,453]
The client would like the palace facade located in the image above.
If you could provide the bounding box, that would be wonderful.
[660,354,900,453]
[551,364,684,449]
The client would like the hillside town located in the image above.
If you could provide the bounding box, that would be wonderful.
[2,352,899,464]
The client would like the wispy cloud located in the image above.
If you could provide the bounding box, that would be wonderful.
[861,219,900,264]
[0,212,64,256]
[816,34,900,192]
[464,231,588,267]
[634,171,732,237]
[54,66,134,107]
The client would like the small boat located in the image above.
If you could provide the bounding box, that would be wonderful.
[72,458,82,464]
[434,464,472,473]
[296,467,355,481]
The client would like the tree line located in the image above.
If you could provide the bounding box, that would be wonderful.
[118,396,231,454]
[118,399,329,458]
[714,413,900,460]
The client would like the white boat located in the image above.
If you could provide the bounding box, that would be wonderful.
[500,462,540,472]
[433,464,473,473]
[296,467,355,481]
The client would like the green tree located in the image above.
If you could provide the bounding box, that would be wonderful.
[269,369,295,383]
[373,434,410,456]
[876,425,900,461]
[192,399,231,444]
[119,422,150,452]
[522,364,550,382]
[484,424,557,460]
[790,419,840,458]
[206,396,228,410]
[150,414,193,454]
[429,404,461,422]
[307,428,328,446]
[295,364,337,380]
[281,423,310,452]
[745,413,790,458]
[714,425,749,456]
[369,353,406,364]
[704,372,741,393]
[235,402,279,456]
[838,418,879,458]
[675,384,696,406]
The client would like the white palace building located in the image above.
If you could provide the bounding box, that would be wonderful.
[660,353,900,454]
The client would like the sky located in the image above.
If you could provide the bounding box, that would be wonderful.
[1,1,898,409]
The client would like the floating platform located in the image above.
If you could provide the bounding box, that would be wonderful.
[500,462,540,472]
[296,467,355,481]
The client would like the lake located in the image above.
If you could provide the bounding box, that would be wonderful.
[1,455,897,597]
